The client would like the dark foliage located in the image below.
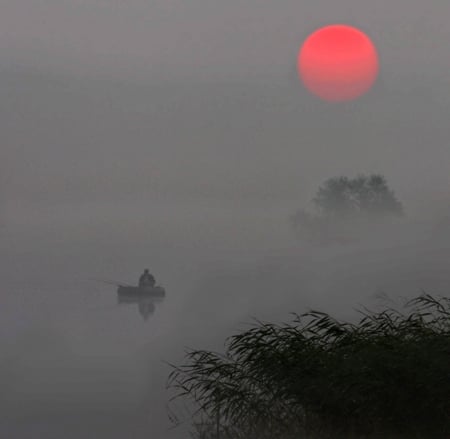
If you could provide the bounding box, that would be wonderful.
[168,293,450,438]
[312,174,404,218]
[291,174,404,244]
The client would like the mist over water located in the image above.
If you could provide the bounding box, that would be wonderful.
[2,200,450,438]
[1,67,450,438]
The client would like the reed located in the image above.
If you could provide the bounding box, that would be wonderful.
[168,293,450,438]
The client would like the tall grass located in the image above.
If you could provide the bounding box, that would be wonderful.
[167,293,450,438]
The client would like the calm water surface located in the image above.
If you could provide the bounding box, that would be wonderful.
[1,207,449,438]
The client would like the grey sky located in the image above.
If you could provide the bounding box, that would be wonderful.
[1,0,449,287]
[1,1,450,208]
[0,0,450,82]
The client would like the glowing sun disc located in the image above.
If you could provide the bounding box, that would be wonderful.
[298,24,379,102]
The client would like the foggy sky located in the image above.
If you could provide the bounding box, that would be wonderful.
[1,0,450,213]
[1,0,450,82]
[1,1,450,438]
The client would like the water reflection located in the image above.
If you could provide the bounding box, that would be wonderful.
[117,292,165,320]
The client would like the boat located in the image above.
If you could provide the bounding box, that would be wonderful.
[117,285,166,297]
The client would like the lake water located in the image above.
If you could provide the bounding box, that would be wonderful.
[1,203,449,438]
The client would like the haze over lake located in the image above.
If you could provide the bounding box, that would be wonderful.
[2,0,450,437]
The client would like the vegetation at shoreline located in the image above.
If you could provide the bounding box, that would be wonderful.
[168,293,450,438]
[291,174,404,244]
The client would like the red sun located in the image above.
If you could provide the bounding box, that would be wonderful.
[298,25,379,102]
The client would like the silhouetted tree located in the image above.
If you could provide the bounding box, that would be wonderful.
[291,174,404,244]
[313,174,403,218]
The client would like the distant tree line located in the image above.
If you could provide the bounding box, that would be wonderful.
[168,293,450,438]
[291,174,404,244]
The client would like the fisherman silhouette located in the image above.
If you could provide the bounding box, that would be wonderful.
[139,269,155,287]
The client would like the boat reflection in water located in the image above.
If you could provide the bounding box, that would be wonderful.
[117,285,166,320]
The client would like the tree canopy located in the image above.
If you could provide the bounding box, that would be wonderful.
[313,174,404,218]
[291,174,404,244]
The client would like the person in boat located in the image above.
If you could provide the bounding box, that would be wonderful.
[139,269,156,288]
